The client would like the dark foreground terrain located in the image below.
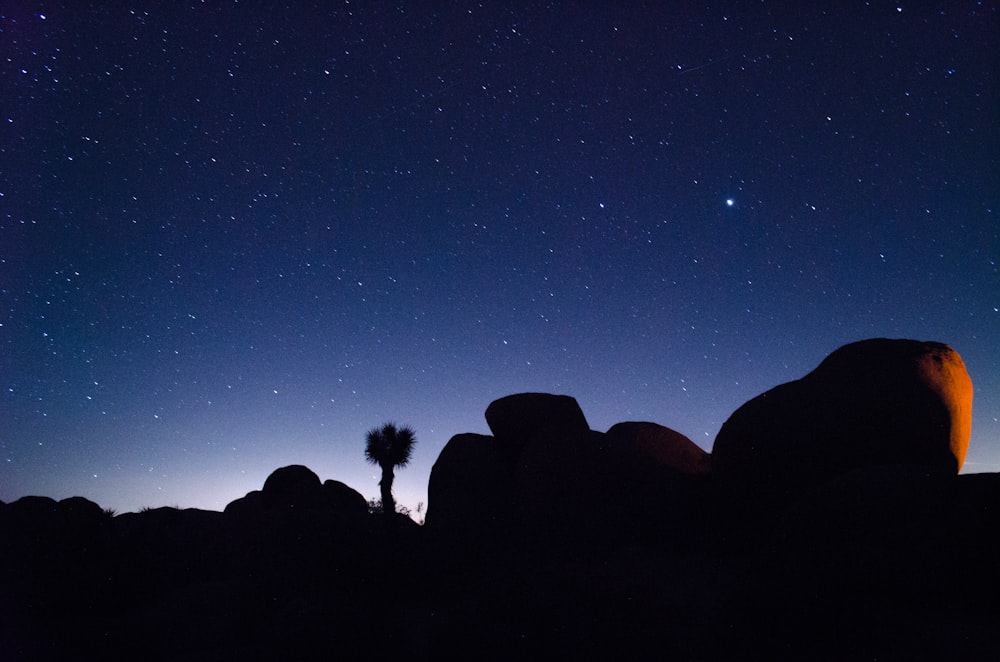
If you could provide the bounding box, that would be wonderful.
[3,339,997,660]
[2,468,998,661]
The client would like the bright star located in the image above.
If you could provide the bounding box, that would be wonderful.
[726,198,735,207]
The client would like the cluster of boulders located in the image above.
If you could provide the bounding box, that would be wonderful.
[0,464,420,660]
[428,338,975,550]
[2,338,996,660]
[713,338,972,510]
[419,338,995,657]
[223,464,369,514]
[427,393,713,551]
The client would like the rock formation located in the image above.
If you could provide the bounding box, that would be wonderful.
[711,338,973,528]
[604,421,711,477]
[322,479,369,513]
[430,397,713,548]
[425,433,515,546]
[262,464,324,509]
[512,427,611,543]
[485,392,590,454]
[224,465,367,514]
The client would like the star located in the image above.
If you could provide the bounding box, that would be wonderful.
[725,198,735,207]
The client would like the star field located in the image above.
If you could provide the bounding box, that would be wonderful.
[2,2,997,513]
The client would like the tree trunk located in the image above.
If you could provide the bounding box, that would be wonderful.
[380,464,395,516]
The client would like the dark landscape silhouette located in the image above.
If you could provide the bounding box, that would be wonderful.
[2,339,997,660]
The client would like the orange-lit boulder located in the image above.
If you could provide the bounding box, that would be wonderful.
[711,339,973,521]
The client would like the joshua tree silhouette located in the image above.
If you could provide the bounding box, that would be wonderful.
[364,422,416,516]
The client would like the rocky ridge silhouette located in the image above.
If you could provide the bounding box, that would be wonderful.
[1,338,996,660]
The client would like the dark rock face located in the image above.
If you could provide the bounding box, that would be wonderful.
[602,422,713,547]
[58,496,107,521]
[512,427,610,542]
[262,464,324,509]
[512,424,712,548]
[1,496,110,554]
[485,392,590,454]
[224,488,264,515]
[711,339,973,522]
[225,467,367,515]
[731,467,1000,659]
[425,433,515,545]
[5,494,60,518]
[0,496,117,660]
[430,396,714,549]
[322,479,368,513]
[605,421,711,477]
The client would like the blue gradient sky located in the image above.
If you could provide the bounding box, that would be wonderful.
[2,2,997,513]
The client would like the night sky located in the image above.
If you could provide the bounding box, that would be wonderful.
[2,2,997,514]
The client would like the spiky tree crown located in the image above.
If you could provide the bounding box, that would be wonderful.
[364,422,416,468]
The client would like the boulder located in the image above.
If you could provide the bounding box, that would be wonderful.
[6,495,59,518]
[322,479,368,513]
[110,507,229,603]
[261,465,324,510]
[0,496,118,659]
[56,497,112,553]
[0,496,110,554]
[485,392,590,456]
[711,339,973,525]
[604,422,712,547]
[58,496,107,521]
[513,427,609,543]
[514,423,711,548]
[225,470,367,515]
[425,433,516,546]
[605,422,711,477]
[1,496,63,553]
[224,489,264,515]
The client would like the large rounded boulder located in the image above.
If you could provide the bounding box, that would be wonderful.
[261,464,324,510]
[605,422,711,477]
[711,338,973,522]
[425,433,516,548]
[603,422,712,547]
[485,392,590,456]
[321,479,368,513]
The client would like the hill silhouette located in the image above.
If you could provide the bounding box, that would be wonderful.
[1,339,997,660]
